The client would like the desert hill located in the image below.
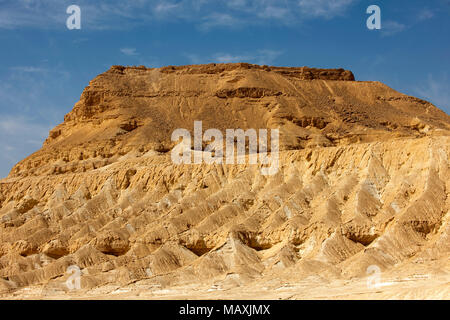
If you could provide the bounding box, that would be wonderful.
[0,63,449,299]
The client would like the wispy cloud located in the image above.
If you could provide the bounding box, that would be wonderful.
[0,115,52,177]
[154,2,180,13]
[298,0,355,19]
[0,0,358,31]
[10,66,49,73]
[0,0,441,32]
[118,48,162,67]
[120,48,138,56]
[200,13,241,30]
[213,53,251,63]
[417,8,434,21]
[379,7,435,37]
[415,74,450,114]
[0,116,50,138]
[0,64,73,177]
[381,20,407,37]
[186,49,283,65]
[258,6,290,19]
[0,0,75,29]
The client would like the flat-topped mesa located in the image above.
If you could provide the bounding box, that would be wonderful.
[62,63,355,124]
[6,63,450,178]
[109,63,356,80]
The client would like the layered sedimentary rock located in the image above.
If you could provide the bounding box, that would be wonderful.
[0,63,449,299]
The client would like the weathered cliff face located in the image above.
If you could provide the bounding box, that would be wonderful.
[0,63,449,299]
[7,63,448,179]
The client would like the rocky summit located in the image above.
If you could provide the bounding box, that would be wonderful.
[0,63,449,299]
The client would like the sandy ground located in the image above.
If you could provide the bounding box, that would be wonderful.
[2,273,449,300]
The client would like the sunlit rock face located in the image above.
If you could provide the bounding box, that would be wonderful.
[0,63,449,299]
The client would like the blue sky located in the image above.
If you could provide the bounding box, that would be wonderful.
[0,0,449,177]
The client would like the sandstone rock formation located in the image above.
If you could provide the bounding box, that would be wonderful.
[0,63,449,299]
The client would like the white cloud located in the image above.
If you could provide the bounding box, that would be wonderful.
[381,20,407,36]
[0,115,52,178]
[184,53,203,64]
[0,65,72,177]
[225,1,291,21]
[200,13,240,30]
[154,2,180,13]
[187,49,283,65]
[10,66,49,73]
[120,48,138,56]
[214,53,250,63]
[415,74,450,113]
[378,7,436,37]
[0,116,50,138]
[255,49,283,64]
[418,8,434,21]
[258,6,290,19]
[297,0,355,18]
[0,0,358,31]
